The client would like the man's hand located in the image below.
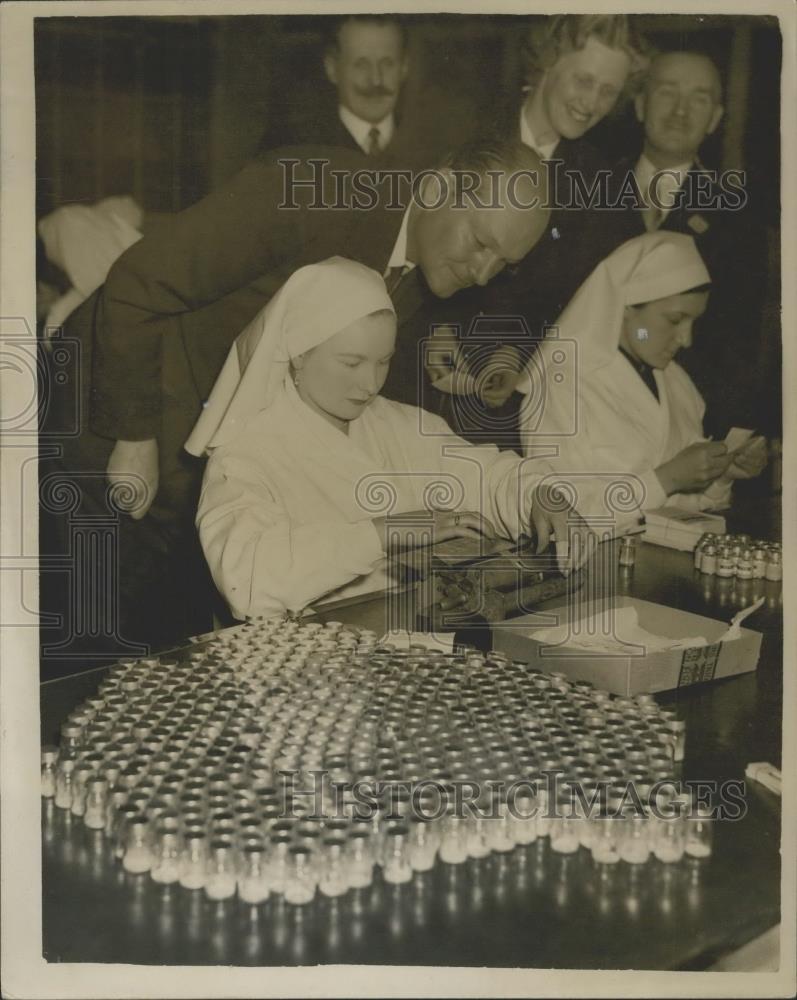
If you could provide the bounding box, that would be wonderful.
[106,438,159,520]
[424,326,468,386]
[725,435,768,480]
[478,346,523,409]
[530,482,596,576]
[656,441,732,495]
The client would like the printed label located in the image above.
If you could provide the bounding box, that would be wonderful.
[678,641,722,687]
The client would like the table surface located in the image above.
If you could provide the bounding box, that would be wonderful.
[41,503,784,969]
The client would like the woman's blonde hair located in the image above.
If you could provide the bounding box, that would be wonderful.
[522,14,651,100]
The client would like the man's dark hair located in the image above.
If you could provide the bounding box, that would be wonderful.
[322,15,409,55]
[643,49,724,102]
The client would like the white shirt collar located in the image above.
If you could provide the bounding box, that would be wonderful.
[635,154,693,211]
[338,105,395,154]
[519,106,559,160]
[385,205,415,274]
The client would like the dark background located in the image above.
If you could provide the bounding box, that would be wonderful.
[35,13,782,224]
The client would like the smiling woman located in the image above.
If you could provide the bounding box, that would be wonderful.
[521,15,651,147]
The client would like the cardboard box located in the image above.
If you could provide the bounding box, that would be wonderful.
[493,597,762,696]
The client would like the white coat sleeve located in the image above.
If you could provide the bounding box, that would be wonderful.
[520,376,658,526]
[666,373,733,512]
[197,453,385,620]
[408,410,549,540]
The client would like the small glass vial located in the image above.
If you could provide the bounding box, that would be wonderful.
[54,757,76,810]
[652,803,685,863]
[751,546,768,579]
[510,788,538,845]
[83,776,109,830]
[205,840,238,900]
[618,536,637,568]
[318,837,349,897]
[699,543,717,575]
[736,548,754,581]
[694,534,713,571]
[345,829,374,890]
[60,722,84,758]
[617,809,651,864]
[408,816,439,872]
[41,745,59,798]
[716,546,735,579]
[765,550,782,582]
[382,823,413,885]
[284,846,317,905]
[151,830,182,884]
[179,830,209,890]
[684,803,714,859]
[123,816,154,874]
[267,833,294,895]
[549,791,581,855]
[666,718,687,763]
[589,808,620,865]
[439,812,469,865]
[238,840,270,904]
[69,762,95,818]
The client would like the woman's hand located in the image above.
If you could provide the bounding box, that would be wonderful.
[725,435,768,480]
[655,441,731,495]
[106,438,159,520]
[530,482,596,576]
[373,509,496,553]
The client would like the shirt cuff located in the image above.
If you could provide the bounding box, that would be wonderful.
[640,469,668,511]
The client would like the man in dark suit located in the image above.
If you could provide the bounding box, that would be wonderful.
[608,50,770,437]
[41,139,550,657]
[261,16,408,156]
[415,14,649,449]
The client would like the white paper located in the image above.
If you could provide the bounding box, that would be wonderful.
[530,605,708,654]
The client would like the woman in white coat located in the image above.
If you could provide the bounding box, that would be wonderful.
[517,232,767,528]
[186,257,593,621]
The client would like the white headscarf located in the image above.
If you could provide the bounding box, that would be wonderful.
[521,231,711,384]
[185,257,395,455]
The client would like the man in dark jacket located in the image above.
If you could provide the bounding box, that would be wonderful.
[40,139,550,658]
[608,50,771,438]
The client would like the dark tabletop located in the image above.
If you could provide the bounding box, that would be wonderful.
[41,500,783,968]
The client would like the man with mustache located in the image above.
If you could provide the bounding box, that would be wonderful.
[261,16,408,157]
[610,50,772,438]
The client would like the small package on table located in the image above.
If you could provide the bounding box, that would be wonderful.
[643,507,726,551]
[493,597,762,696]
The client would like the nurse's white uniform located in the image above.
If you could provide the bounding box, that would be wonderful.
[518,233,731,528]
[187,257,548,622]
[198,379,546,620]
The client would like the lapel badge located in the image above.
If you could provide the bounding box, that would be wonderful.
[688,214,709,235]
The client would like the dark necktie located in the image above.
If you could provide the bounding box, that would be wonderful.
[367,126,381,156]
[620,346,659,401]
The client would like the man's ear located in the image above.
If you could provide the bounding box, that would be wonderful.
[323,51,339,87]
[706,103,724,136]
[399,54,410,84]
[419,167,452,209]
[634,91,646,124]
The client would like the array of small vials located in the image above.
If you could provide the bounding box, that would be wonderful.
[43,618,713,906]
[694,533,782,582]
